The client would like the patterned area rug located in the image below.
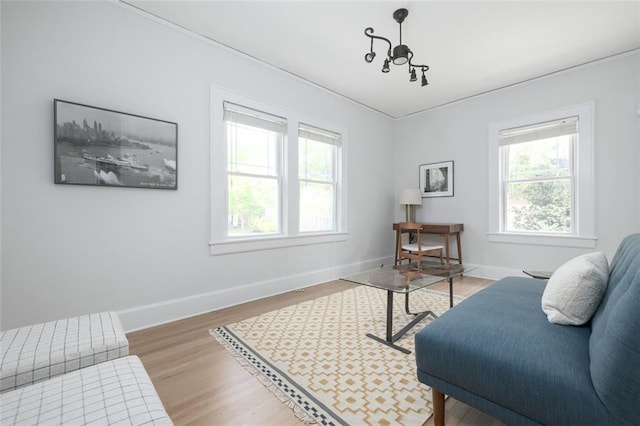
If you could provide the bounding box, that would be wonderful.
[211,285,461,426]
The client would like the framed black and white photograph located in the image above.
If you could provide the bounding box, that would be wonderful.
[54,99,177,189]
[419,160,454,198]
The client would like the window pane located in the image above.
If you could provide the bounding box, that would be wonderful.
[299,182,334,232]
[506,135,572,180]
[299,138,334,182]
[505,180,571,233]
[227,122,278,176]
[228,175,279,236]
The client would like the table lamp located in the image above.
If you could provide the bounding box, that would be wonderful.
[399,188,422,223]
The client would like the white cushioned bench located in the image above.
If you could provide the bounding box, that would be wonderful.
[0,356,172,425]
[0,312,128,392]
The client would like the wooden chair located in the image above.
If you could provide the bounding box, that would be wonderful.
[395,222,444,268]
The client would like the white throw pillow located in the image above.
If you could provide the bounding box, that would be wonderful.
[541,252,609,325]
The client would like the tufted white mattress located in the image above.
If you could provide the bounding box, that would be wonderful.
[0,355,172,425]
[0,312,129,393]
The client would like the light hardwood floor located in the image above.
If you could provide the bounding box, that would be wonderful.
[128,276,504,425]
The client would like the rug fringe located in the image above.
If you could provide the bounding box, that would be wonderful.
[210,328,318,425]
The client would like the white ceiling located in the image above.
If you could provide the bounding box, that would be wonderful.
[125,1,640,119]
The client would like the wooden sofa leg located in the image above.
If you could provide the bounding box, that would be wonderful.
[433,388,445,426]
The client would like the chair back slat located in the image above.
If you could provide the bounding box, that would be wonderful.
[394,222,444,268]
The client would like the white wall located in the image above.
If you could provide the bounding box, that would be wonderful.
[0,2,394,330]
[393,52,640,278]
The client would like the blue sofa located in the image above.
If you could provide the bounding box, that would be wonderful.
[415,234,640,425]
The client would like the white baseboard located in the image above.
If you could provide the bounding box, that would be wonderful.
[464,263,527,281]
[118,258,528,332]
[118,256,395,332]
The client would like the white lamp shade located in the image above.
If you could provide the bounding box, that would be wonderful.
[399,188,422,205]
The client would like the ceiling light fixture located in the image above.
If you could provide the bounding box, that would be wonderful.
[364,8,430,87]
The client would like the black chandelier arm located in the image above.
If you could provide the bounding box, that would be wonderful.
[409,62,430,72]
[404,51,427,72]
[364,27,392,57]
[407,50,415,72]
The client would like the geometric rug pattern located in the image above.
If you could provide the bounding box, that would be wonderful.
[212,285,461,425]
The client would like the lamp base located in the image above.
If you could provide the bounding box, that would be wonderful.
[405,205,416,223]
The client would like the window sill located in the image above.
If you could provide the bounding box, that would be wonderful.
[487,232,597,248]
[209,232,349,255]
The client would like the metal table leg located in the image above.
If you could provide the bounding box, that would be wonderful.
[366,290,436,354]
[449,277,454,308]
[406,278,454,311]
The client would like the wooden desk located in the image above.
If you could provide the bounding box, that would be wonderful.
[393,223,464,265]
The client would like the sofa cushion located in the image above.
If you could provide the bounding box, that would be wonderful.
[0,356,172,425]
[415,277,612,425]
[541,252,609,325]
[0,312,128,393]
[590,234,640,425]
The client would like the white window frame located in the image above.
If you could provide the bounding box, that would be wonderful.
[225,101,285,238]
[487,102,596,248]
[210,86,348,255]
[298,123,340,234]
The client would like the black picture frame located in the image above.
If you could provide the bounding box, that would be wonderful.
[419,160,454,197]
[54,99,178,189]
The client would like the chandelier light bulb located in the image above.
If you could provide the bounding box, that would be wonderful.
[392,45,409,65]
[382,59,390,73]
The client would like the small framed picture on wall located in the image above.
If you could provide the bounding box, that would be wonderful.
[419,161,454,198]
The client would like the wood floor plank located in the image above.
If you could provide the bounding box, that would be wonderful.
[128,275,504,425]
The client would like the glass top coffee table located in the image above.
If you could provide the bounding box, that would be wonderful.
[341,262,474,354]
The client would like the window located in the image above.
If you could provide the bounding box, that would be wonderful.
[298,124,340,233]
[501,117,576,233]
[225,103,285,237]
[488,103,596,248]
[210,88,347,255]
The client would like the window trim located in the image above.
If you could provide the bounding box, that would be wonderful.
[210,86,348,255]
[487,102,596,248]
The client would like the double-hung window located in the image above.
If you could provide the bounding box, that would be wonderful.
[488,102,596,248]
[500,117,576,233]
[298,124,340,233]
[210,87,347,255]
[225,102,285,237]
